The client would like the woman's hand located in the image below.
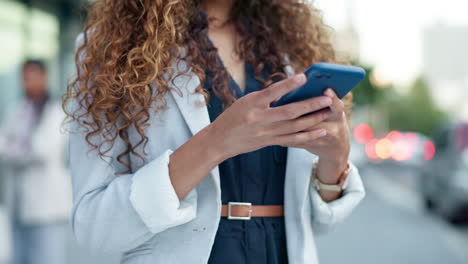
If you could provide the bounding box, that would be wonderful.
[281,88,350,167]
[206,73,333,162]
[279,88,351,202]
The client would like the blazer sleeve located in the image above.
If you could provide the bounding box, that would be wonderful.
[309,161,365,234]
[68,32,198,254]
[69,132,198,254]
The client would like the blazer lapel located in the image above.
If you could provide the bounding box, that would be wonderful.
[167,58,222,193]
[168,59,211,136]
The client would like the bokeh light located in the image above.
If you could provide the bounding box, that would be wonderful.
[391,140,413,161]
[405,132,420,150]
[354,123,374,144]
[365,138,379,159]
[386,130,403,142]
[376,138,393,159]
[423,140,436,160]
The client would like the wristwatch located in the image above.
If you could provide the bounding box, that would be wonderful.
[312,161,351,192]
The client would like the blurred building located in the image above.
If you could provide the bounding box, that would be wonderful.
[0,0,83,121]
[422,23,468,119]
[333,0,360,62]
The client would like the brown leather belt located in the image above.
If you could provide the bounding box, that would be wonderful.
[221,202,284,220]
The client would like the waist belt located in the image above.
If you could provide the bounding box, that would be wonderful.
[221,202,284,220]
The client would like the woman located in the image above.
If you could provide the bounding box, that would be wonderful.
[64,0,365,263]
[0,60,71,264]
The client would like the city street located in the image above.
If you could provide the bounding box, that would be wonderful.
[316,164,468,264]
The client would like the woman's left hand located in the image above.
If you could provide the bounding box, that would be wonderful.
[293,88,350,163]
[280,88,351,201]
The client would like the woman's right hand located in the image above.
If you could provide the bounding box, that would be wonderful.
[207,73,333,161]
[169,73,333,200]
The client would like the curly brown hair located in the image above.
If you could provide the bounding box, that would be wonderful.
[63,0,352,171]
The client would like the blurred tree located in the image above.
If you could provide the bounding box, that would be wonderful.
[387,77,448,136]
[349,63,391,107]
[352,65,378,105]
[348,61,448,136]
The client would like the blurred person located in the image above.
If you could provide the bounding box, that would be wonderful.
[0,59,72,264]
[63,0,365,263]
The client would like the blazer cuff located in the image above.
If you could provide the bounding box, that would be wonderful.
[309,161,365,232]
[129,149,198,234]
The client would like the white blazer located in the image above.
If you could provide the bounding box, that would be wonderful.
[68,33,365,264]
[0,100,72,224]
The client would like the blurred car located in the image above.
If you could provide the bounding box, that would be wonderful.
[420,122,468,224]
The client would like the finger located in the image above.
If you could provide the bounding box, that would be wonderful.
[258,73,306,105]
[266,95,332,122]
[280,142,317,149]
[273,128,327,146]
[279,143,307,148]
[282,139,327,148]
[267,110,331,135]
[324,88,345,115]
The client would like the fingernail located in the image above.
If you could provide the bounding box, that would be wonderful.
[294,74,305,84]
[325,88,334,97]
[319,97,332,107]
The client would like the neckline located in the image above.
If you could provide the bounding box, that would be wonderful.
[201,10,264,97]
[204,32,248,97]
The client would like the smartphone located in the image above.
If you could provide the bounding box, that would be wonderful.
[270,62,366,109]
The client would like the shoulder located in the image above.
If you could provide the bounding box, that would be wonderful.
[75,31,84,48]
[43,99,65,120]
[74,31,87,54]
[74,29,95,50]
[74,29,97,63]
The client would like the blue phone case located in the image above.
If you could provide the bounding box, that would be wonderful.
[270,62,366,108]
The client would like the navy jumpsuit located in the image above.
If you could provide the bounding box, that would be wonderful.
[203,46,290,263]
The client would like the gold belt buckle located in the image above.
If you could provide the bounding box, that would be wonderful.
[227,202,252,220]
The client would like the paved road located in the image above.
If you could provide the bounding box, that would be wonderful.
[316,165,468,264]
